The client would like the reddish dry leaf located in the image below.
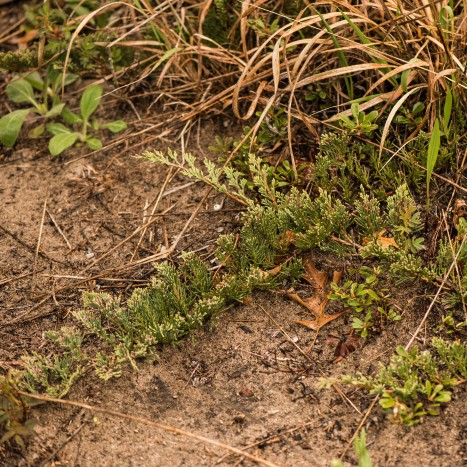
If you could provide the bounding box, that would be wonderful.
[287,258,345,331]
[376,229,399,249]
[9,30,39,49]
[327,332,361,362]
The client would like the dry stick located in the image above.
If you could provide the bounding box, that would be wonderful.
[18,391,279,467]
[443,214,467,318]
[215,421,315,465]
[258,304,313,363]
[130,167,175,261]
[1,191,212,328]
[405,235,465,351]
[258,305,360,416]
[2,295,52,328]
[46,208,72,250]
[79,204,175,275]
[0,225,63,264]
[33,195,48,282]
[339,395,380,460]
[0,269,44,287]
[39,422,86,467]
[5,118,254,326]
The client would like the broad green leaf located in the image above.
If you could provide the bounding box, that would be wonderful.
[45,103,65,118]
[46,122,72,136]
[53,72,79,93]
[62,107,83,124]
[427,118,441,196]
[6,79,36,105]
[103,120,127,133]
[413,102,425,114]
[80,84,103,121]
[86,137,102,150]
[24,71,44,91]
[0,108,31,146]
[434,391,451,403]
[49,132,80,156]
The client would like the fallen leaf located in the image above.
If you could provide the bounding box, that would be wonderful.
[376,229,399,249]
[9,30,39,49]
[287,258,345,331]
[327,332,361,362]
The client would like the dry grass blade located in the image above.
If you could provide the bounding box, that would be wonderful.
[379,86,424,159]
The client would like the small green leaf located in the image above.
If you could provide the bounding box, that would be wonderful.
[425,380,432,396]
[49,132,80,156]
[62,108,83,125]
[0,108,31,146]
[103,120,127,133]
[413,102,425,115]
[351,102,360,120]
[6,79,36,105]
[396,346,409,358]
[380,396,395,409]
[45,103,65,118]
[434,391,451,403]
[80,84,103,121]
[53,72,79,93]
[46,123,72,136]
[86,137,102,150]
[364,110,378,123]
[29,124,45,138]
[24,71,44,91]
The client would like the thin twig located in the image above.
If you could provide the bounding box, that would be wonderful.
[46,208,72,250]
[33,194,48,282]
[79,204,175,274]
[130,167,175,261]
[339,395,380,460]
[40,421,86,467]
[18,391,279,467]
[405,235,465,350]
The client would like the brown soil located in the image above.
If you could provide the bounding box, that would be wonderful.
[1,115,466,467]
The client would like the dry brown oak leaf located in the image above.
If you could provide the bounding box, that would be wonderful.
[287,258,345,331]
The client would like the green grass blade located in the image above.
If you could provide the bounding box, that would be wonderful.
[339,10,396,87]
[317,10,354,100]
[426,118,441,197]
